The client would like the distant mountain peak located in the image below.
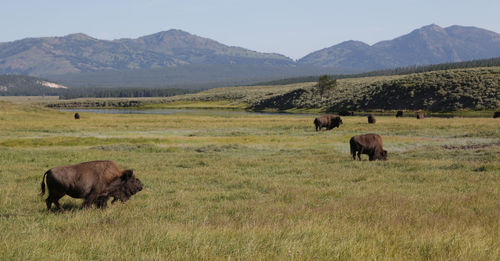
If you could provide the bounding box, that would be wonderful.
[337,40,370,48]
[64,33,95,41]
[146,29,191,40]
[422,23,443,30]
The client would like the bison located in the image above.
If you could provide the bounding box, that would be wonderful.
[416,112,424,119]
[339,110,354,116]
[368,114,376,124]
[396,111,403,118]
[350,134,387,161]
[40,160,142,211]
[74,113,80,119]
[494,111,500,118]
[314,114,343,131]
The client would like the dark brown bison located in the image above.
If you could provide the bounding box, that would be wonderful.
[368,114,376,124]
[416,112,424,119]
[74,113,80,119]
[339,110,354,116]
[350,134,387,161]
[314,114,343,131]
[40,160,142,210]
[396,111,403,117]
[494,111,500,118]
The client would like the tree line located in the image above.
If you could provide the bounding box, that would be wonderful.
[255,56,500,86]
[0,74,192,98]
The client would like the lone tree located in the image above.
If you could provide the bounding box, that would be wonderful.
[317,75,337,97]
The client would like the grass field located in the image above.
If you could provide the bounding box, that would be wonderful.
[0,101,499,260]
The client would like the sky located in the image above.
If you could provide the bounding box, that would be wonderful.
[2,0,500,60]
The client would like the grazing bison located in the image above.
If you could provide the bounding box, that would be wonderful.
[339,110,354,116]
[40,160,142,210]
[494,111,500,118]
[74,113,80,119]
[314,114,343,131]
[396,111,403,117]
[350,134,387,161]
[416,112,424,119]
[368,114,376,124]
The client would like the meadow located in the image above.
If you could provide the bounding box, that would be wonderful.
[0,101,499,260]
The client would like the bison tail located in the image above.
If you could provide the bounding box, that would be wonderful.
[40,170,49,196]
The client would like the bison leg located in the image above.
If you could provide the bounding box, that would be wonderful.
[93,196,109,209]
[351,150,356,160]
[82,193,98,209]
[46,193,64,211]
[45,197,52,210]
[357,149,363,160]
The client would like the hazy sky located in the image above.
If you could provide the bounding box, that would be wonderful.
[2,0,499,59]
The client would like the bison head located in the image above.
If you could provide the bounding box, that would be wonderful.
[378,150,388,161]
[108,170,143,204]
[329,117,343,129]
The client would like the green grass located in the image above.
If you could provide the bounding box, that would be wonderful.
[1,101,499,260]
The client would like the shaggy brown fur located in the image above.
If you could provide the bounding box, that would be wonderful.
[95,172,143,208]
[350,134,387,161]
[314,114,343,131]
[368,114,376,124]
[40,160,140,210]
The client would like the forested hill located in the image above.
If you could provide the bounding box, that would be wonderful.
[0,74,191,98]
[0,75,68,96]
[255,56,500,86]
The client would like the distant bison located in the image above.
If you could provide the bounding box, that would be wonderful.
[368,114,376,124]
[339,110,354,116]
[396,111,403,117]
[494,111,500,118]
[314,114,343,131]
[416,112,424,119]
[350,134,387,161]
[40,160,142,210]
[74,113,80,119]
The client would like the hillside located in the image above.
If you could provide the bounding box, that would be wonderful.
[255,56,500,86]
[251,67,500,112]
[0,74,192,98]
[0,75,68,96]
[47,64,345,89]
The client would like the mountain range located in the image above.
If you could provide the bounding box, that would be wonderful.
[1,24,500,87]
[298,24,500,71]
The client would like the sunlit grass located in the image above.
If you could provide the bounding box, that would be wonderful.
[0,102,499,260]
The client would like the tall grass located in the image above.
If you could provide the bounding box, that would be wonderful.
[0,102,499,260]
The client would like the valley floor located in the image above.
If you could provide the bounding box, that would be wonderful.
[0,102,499,260]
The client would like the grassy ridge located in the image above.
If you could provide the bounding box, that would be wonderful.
[0,102,499,259]
[252,67,500,112]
